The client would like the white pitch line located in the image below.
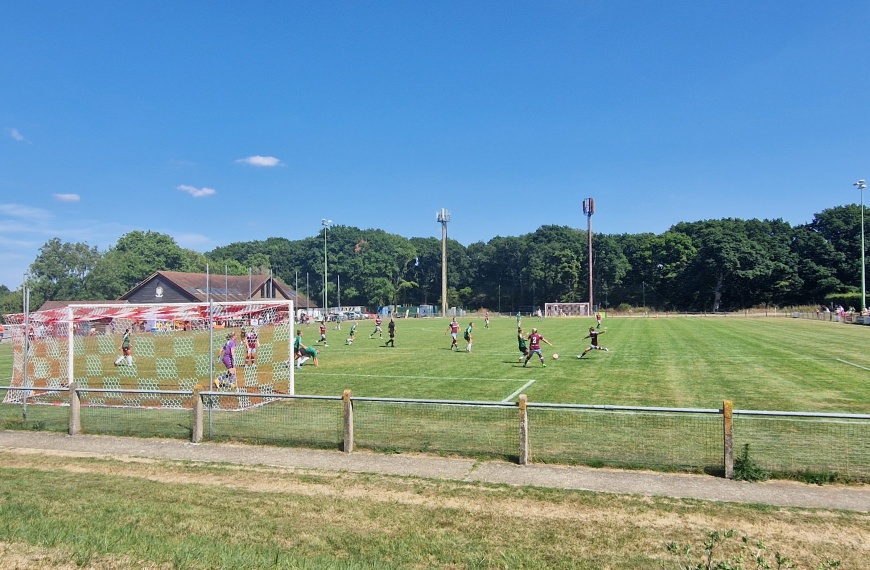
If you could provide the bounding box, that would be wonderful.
[312,372,524,382]
[503,379,536,402]
[836,358,870,371]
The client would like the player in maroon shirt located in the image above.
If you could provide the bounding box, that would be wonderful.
[319,320,328,346]
[446,317,459,350]
[370,316,383,339]
[244,328,259,366]
[522,328,553,367]
[578,327,609,359]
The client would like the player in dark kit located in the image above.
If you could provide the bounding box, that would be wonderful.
[385,318,396,347]
[578,327,609,358]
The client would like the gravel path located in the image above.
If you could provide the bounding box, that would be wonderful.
[2,430,869,512]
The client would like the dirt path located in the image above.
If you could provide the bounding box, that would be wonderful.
[2,430,869,512]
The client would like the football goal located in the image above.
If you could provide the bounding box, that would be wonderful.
[3,300,294,410]
[544,302,591,317]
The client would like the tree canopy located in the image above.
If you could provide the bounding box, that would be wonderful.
[4,203,868,314]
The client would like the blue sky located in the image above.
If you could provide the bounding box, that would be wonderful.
[2,1,869,290]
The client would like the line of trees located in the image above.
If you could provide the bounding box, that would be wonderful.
[1,204,866,317]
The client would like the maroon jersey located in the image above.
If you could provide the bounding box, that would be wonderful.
[528,332,544,350]
[450,321,459,333]
[588,330,601,346]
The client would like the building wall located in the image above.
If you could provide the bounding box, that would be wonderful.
[124,277,193,304]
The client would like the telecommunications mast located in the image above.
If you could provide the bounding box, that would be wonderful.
[437,208,450,317]
[582,198,595,312]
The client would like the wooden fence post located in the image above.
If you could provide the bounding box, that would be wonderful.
[68,381,81,436]
[518,394,529,465]
[192,387,203,443]
[343,389,354,454]
[723,400,733,479]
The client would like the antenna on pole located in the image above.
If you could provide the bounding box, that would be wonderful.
[436,208,450,317]
[583,198,595,313]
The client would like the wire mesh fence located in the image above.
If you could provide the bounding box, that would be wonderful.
[203,393,344,450]
[734,412,870,479]
[351,398,520,460]
[527,405,724,473]
[77,389,198,440]
[0,387,69,432]
[3,385,870,480]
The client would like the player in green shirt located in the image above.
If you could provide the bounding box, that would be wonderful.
[346,321,358,345]
[114,328,133,367]
[517,327,529,362]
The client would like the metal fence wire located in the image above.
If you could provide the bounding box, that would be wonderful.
[527,404,723,472]
[734,411,870,479]
[204,393,344,450]
[3,386,870,480]
[351,398,520,460]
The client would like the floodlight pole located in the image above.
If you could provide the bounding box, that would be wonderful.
[856,180,867,312]
[437,208,450,317]
[583,198,595,312]
[322,219,332,319]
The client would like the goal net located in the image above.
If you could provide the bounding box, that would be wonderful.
[544,302,591,317]
[3,300,294,410]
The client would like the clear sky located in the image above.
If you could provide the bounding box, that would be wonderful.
[2,1,869,290]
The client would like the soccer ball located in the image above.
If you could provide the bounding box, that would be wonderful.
[552,353,559,360]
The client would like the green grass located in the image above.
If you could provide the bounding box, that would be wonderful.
[3,316,870,477]
[291,315,870,412]
[0,340,11,383]
[0,452,865,569]
[4,316,869,411]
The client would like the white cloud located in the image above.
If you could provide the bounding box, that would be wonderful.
[177,184,216,198]
[236,155,282,167]
[53,193,81,202]
[6,128,30,143]
[0,203,53,220]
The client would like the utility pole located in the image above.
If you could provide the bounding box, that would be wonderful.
[321,219,332,318]
[855,180,867,312]
[437,208,450,317]
[583,198,595,313]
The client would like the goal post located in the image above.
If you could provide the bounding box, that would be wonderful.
[544,302,591,318]
[3,300,295,409]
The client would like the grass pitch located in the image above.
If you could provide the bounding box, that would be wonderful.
[2,315,869,413]
[294,315,870,413]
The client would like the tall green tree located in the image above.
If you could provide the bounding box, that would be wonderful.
[85,231,204,299]
[791,224,846,305]
[29,238,102,306]
[807,205,868,292]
